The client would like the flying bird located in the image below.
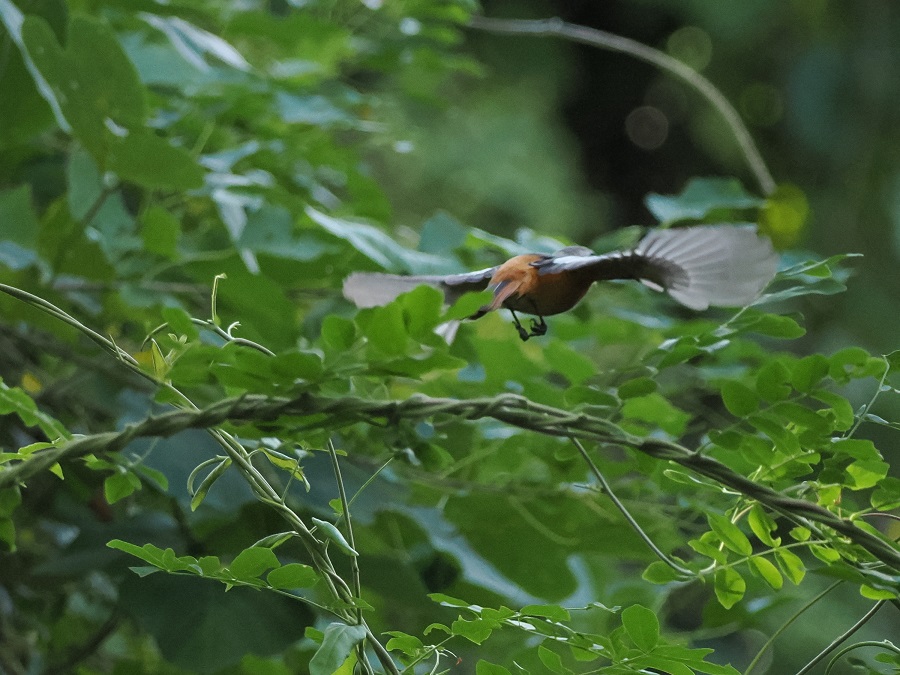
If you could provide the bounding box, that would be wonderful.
[343,225,778,341]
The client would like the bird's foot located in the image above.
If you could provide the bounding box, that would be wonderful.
[515,322,531,341]
[529,317,548,337]
[511,311,531,341]
[511,311,548,341]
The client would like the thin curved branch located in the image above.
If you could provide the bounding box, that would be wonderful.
[4,391,899,574]
[571,437,694,577]
[794,600,887,675]
[467,15,776,196]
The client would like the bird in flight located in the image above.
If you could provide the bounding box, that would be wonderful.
[343,225,779,341]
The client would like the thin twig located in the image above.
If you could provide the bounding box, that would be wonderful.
[467,15,776,195]
[4,391,899,575]
[571,438,694,577]
[794,600,887,675]
[823,639,900,675]
[744,581,842,675]
[327,440,362,620]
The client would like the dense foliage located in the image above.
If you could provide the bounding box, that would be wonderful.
[1,1,898,674]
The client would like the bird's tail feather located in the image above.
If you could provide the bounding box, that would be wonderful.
[342,273,445,308]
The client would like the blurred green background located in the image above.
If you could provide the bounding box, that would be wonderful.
[2,0,899,673]
[379,0,900,349]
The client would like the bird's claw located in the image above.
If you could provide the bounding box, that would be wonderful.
[514,317,547,341]
[529,318,548,337]
[516,323,531,341]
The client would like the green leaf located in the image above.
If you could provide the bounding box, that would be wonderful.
[140,14,251,72]
[871,478,900,510]
[748,414,801,455]
[647,645,741,675]
[142,206,181,258]
[714,568,746,609]
[0,185,39,249]
[0,0,69,132]
[306,206,444,273]
[134,464,169,492]
[160,306,198,341]
[809,545,840,564]
[190,457,232,511]
[22,14,146,158]
[108,130,204,189]
[0,488,21,520]
[107,539,151,561]
[643,561,682,584]
[749,557,783,590]
[617,376,658,399]
[428,593,470,608]
[621,604,659,651]
[308,622,367,675]
[228,547,280,580]
[845,459,889,490]
[829,347,877,383]
[0,517,16,551]
[742,312,806,338]
[774,549,806,585]
[537,644,570,674]
[277,92,356,127]
[641,659,694,675]
[812,390,854,431]
[520,604,571,622]
[451,617,494,645]
[384,632,424,657]
[790,354,829,392]
[621,393,690,436]
[0,379,69,440]
[747,505,781,547]
[720,381,759,417]
[321,316,357,352]
[475,662,511,675]
[266,563,318,589]
[788,526,812,541]
[830,438,880,461]
[755,360,792,402]
[689,537,728,565]
[645,178,763,223]
[545,342,596,386]
[859,585,898,601]
[311,517,358,557]
[104,469,141,504]
[444,290,494,321]
[707,514,753,556]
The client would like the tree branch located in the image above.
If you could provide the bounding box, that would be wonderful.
[4,391,898,575]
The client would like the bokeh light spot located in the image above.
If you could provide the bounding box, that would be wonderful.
[625,106,669,150]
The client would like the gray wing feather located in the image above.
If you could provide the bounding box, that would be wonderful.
[342,268,496,308]
[534,225,778,310]
[634,225,778,309]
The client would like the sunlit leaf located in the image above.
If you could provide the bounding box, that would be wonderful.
[714,568,746,609]
[621,604,659,651]
[308,623,366,675]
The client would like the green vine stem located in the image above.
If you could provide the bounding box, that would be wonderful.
[795,600,887,675]
[571,438,694,577]
[4,390,899,575]
[743,581,842,675]
[467,15,776,196]
[823,639,900,675]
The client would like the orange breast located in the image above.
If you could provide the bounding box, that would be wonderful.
[487,256,593,317]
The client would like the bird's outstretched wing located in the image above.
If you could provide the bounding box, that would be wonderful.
[532,225,778,310]
[342,267,498,308]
